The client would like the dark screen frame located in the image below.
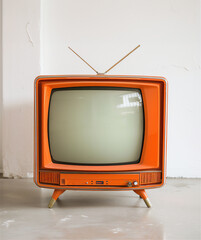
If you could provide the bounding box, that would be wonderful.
[47,86,145,166]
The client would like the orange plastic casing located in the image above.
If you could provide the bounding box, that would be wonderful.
[34,75,167,190]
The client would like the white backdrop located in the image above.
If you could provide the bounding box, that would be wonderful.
[1,0,201,177]
[1,0,40,177]
[0,0,2,173]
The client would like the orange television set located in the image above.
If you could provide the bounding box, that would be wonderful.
[34,74,167,208]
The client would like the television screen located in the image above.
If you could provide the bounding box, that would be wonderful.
[48,87,144,165]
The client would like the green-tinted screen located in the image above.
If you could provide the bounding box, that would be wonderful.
[48,88,144,165]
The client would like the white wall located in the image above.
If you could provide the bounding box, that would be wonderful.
[2,0,40,177]
[1,0,200,178]
[41,0,201,178]
[0,0,2,173]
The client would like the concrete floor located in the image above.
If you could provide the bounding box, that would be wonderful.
[0,178,200,240]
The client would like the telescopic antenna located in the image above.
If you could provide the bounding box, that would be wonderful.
[68,45,140,75]
[68,46,99,74]
[104,45,140,74]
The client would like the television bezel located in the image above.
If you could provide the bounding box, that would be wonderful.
[48,86,145,166]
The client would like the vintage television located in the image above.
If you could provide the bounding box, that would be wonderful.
[34,75,167,208]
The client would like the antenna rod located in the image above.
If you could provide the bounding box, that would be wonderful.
[68,46,99,74]
[104,45,140,74]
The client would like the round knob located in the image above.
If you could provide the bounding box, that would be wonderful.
[127,181,132,187]
[133,181,138,186]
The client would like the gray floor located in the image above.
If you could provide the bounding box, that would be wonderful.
[0,178,201,240]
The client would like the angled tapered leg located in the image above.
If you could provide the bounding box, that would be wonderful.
[48,189,66,208]
[134,189,152,208]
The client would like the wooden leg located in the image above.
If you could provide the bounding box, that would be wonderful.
[134,189,152,208]
[48,189,66,208]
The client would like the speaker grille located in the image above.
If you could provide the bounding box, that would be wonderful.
[40,172,60,184]
[140,172,162,185]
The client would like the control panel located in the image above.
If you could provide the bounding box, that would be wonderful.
[60,173,140,187]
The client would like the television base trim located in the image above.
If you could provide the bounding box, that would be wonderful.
[48,189,152,208]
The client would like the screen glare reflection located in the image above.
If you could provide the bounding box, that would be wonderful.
[117,92,142,109]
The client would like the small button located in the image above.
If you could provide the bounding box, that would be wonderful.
[127,181,132,187]
[133,181,138,186]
